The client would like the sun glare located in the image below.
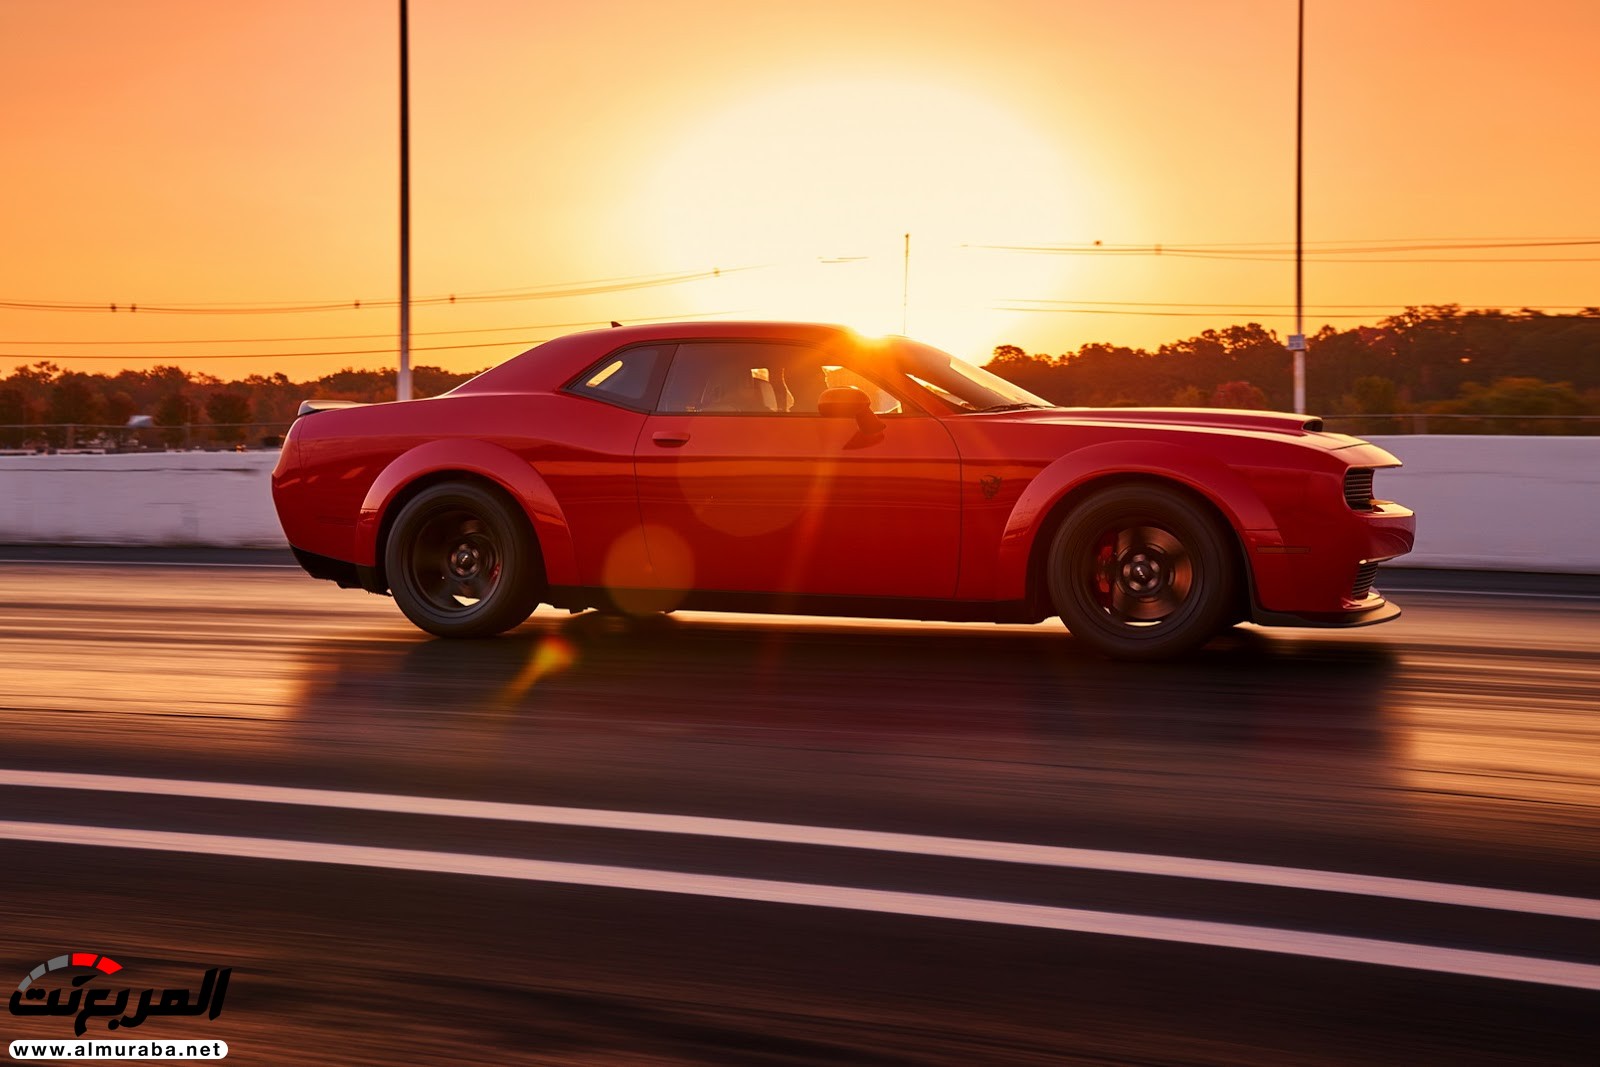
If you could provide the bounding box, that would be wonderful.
[639,78,1092,357]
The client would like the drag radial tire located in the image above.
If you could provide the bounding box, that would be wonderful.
[384,481,544,638]
[1046,484,1238,660]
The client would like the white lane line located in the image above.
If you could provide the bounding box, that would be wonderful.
[1,819,1595,992]
[2,769,1595,921]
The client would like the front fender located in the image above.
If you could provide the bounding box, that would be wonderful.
[355,439,577,586]
[992,440,1281,601]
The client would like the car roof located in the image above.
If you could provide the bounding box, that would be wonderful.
[453,321,858,394]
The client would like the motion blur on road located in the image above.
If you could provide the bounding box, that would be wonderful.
[1,554,1596,1064]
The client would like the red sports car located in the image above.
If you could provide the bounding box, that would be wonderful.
[271,321,1415,659]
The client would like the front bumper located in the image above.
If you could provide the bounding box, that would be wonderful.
[1249,594,1402,628]
[1246,499,1416,627]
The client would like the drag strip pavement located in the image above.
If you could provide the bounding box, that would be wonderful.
[3,769,1598,994]
[2,559,1599,1063]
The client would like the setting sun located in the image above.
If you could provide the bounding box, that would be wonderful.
[638,78,1089,353]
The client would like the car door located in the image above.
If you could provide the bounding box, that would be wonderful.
[633,340,962,600]
[545,342,671,591]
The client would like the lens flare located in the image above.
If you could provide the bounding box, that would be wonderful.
[496,635,578,708]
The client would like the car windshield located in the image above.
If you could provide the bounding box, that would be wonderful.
[883,340,1052,413]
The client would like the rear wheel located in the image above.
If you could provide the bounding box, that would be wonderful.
[1046,484,1237,660]
[384,481,543,637]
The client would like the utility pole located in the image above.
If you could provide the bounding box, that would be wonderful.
[1290,0,1306,413]
[397,0,413,402]
[901,233,910,335]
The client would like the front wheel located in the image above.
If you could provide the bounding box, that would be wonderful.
[384,481,543,638]
[1046,484,1238,660]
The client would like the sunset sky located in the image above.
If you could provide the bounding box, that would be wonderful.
[3,0,1598,379]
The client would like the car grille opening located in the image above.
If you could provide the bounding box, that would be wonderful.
[1351,561,1380,600]
[1344,468,1375,511]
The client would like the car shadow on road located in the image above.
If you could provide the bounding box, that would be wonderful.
[291,610,1402,758]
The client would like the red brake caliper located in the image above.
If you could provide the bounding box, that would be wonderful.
[1094,535,1116,608]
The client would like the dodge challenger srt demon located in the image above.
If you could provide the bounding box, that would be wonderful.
[271,321,1415,659]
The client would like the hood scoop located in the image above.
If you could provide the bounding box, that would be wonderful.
[1058,407,1324,434]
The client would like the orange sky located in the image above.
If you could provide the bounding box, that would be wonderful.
[2,0,1598,378]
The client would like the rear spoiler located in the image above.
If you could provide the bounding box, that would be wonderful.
[295,400,368,419]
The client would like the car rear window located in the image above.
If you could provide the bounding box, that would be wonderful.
[566,345,670,411]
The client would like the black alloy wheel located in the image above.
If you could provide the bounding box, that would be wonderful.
[1047,484,1237,660]
[384,481,543,638]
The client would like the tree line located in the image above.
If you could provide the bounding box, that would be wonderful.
[984,305,1600,434]
[2,305,1597,447]
[0,364,477,447]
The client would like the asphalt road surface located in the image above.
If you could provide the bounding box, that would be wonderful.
[1,552,1596,1065]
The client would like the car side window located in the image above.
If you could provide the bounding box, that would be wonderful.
[657,342,794,413]
[656,342,911,415]
[566,345,671,412]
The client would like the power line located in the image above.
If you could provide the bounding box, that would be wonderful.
[0,311,750,362]
[1,339,538,361]
[988,248,1600,265]
[0,310,742,347]
[993,305,1378,319]
[0,266,757,315]
[1135,252,1600,265]
[1000,298,1596,311]
[990,304,1599,320]
[0,324,575,347]
[986,235,1600,248]
[10,235,1597,314]
[967,238,1600,255]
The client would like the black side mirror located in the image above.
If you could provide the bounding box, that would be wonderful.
[818,386,885,449]
[819,386,885,428]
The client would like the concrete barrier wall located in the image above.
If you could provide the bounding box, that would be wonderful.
[1366,436,1599,574]
[0,437,1596,571]
[0,452,287,549]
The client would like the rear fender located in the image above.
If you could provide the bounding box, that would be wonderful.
[994,440,1280,601]
[355,439,576,586]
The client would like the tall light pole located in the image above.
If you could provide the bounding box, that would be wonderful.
[397,0,413,402]
[901,233,910,335]
[1290,0,1306,413]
